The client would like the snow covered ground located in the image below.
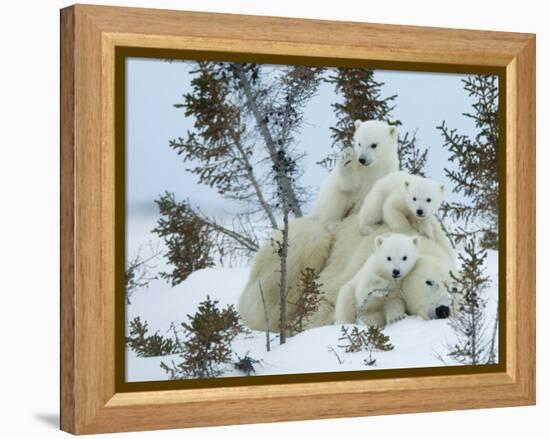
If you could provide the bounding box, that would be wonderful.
[125,213,499,382]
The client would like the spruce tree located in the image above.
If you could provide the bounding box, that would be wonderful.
[160,62,324,269]
[398,130,429,177]
[322,68,428,176]
[437,75,499,249]
[152,192,216,286]
[444,238,492,365]
[329,69,397,149]
[271,148,300,344]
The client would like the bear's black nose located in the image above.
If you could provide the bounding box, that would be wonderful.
[358,157,366,165]
[392,269,400,278]
[435,305,450,319]
[416,209,424,217]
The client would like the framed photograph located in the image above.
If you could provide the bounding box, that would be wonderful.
[60,4,536,434]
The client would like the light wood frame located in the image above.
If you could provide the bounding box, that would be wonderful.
[60,4,536,434]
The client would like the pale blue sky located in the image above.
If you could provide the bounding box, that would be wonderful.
[126,57,495,233]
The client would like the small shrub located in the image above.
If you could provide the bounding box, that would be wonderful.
[125,317,178,357]
[338,325,393,366]
[288,268,324,335]
[442,238,492,365]
[161,297,247,379]
[233,353,261,376]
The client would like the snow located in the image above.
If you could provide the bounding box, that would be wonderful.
[123,62,500,383]
[126,245,499,382]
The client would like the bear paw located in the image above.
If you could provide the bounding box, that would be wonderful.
[362,313,386,328]
[386,312,407,325]
[416,221,435,239]
[339,147,355,167]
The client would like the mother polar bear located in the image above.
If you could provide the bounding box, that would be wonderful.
[238,120,399,331]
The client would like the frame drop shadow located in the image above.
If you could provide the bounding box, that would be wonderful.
[34,413,59,430]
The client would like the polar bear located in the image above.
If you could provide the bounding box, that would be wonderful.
[334,234,420,326]
[401,256,455,321]
[238,216,333,331]
[238,120,398,331]
[312,120,399,224]
[357,171,454,262]
[358,171,444,238]
[306,216,455,329]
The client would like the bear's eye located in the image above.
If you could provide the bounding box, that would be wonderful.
[387,256,392,261]
[371,143,377,149]
[402,256,407,261]
[413,197,417,201]
[425,280,433,286]
[426,198,432,203]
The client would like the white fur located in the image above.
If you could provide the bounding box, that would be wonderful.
[358,171,444,235]
[334,234,419,326]
[306,216,456,328]
[238,212,456,331]
[357,171,454,261]
[312,120,398,224]
[401,256,455,321]
[238,217,333,331]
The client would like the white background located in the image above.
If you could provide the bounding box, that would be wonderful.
[0,0,545,437]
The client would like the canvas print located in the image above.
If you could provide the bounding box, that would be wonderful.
[124,58,500,382]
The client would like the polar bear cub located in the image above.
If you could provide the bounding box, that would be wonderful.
[358,171,445,240]
[312,120,399,224]
[334,234,419,327]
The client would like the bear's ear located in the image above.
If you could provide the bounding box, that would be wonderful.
[404,180,410,189]
[439,184,445,192]
[375,235,384,248]
[389,125,398,137]
[411,236,419,247]
[354,120,362,129]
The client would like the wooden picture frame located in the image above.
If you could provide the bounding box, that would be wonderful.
[60,4,536,434]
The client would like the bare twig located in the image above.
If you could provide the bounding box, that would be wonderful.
[328,347,344,365]
[486,308,499,364]
[278,210,289,345]
[258,281,271,352]
[235,147,278,229]
[193,208,259,253]
[125,242,162,304]
[357,287,403,319]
